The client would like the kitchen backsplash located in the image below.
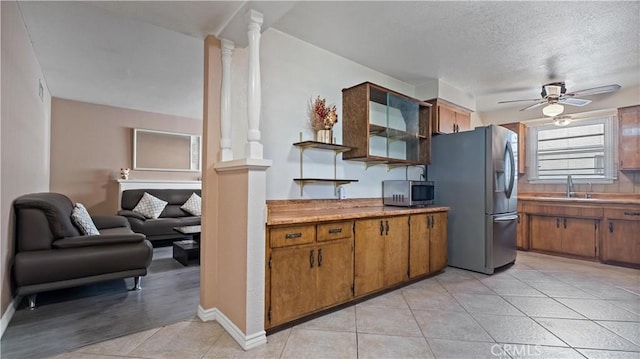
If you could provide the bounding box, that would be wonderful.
[517,171,640,194]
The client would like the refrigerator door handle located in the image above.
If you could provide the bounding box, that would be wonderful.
[493,214,519,222]
[504,141,516,199]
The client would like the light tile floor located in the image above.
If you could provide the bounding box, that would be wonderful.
[53,251,640,359]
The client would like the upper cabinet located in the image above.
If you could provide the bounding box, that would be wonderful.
[500,122,526,175]
[342,82,431,166]
[618,105,640,170]
[427,98,471,134]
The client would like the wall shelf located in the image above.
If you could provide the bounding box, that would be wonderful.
[293,140,358,196]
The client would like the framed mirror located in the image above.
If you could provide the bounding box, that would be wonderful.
[133,129,201,172]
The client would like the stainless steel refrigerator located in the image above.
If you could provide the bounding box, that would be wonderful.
[428,124,518,274]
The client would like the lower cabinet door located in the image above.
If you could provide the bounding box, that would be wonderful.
[316,238,354,309]
[530,216,562,253]
[409,214,429,278]
[269,245,317,326]
[384,216,409,287]
[429,212,448,272]
[562,218,597,258]
[354,218,386,297]
[603,219,640,264]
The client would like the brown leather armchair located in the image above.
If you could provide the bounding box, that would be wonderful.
[12,193,153,309]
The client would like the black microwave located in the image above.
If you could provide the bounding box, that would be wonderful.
[382,180,435,207]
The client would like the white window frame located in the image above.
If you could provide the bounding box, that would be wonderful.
[527,112,618,184]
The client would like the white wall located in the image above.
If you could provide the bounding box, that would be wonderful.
[235,29,425,200]
[1,0,52,333]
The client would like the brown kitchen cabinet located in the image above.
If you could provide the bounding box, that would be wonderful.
[354,216,409,296]
[602,208,640,266]
[409,212,448,277]
[516,211,528,250]
[429,212,448,272]
[427,98,471,134]
[342,82,431,166]
[500,122,526,174]
[529,215,598,259]
[266,221,354,327]
[618,105,640,170]
[530,215,563,253]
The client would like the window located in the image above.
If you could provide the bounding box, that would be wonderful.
[528,115,617,183]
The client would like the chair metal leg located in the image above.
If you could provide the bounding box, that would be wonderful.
[133,276,142,290]
[27,294,37,310]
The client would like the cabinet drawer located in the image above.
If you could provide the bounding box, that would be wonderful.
[270,225,315,248]
[317,221,353,242]
[605,208,640,221]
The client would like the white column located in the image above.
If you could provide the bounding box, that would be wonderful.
[245,9,263,160]
[220,39,234,162]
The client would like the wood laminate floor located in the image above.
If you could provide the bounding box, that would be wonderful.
[0,246,200,359]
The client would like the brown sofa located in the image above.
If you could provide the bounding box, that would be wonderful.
[117,189,201,243]
[13,192,153,309]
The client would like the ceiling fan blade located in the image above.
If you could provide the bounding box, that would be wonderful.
[498,98,541,104]
[519,102,546,111]
[559,97,592,107]
[565,84,621,97]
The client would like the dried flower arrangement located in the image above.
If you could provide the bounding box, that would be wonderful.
[308,96,338,131]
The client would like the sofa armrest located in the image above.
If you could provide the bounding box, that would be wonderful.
[117,210,146,221]
[52,233,146,249]
[92,215,130,230]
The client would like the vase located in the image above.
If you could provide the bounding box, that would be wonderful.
[316,129,333,144]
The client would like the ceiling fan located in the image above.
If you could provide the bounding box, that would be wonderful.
[498,82,621,117]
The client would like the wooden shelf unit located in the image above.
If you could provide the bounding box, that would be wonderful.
[342,82,431,167]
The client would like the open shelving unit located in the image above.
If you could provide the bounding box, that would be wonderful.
[342,81,432,169]
[293,140,358,196]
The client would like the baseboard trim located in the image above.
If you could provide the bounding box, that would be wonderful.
[1,296,21,338]
[197,305,266,350]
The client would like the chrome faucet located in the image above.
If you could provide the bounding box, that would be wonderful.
[566,175,575,198]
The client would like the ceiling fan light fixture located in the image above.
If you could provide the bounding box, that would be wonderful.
[543,103,564,117]
[553,115,572,127]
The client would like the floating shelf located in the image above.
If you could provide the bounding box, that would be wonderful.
[294,178,359,187]
[293,141,352,152]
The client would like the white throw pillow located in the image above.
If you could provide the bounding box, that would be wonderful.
[181,192,201,216]
[132,192,168,219]
[71,203,100,236]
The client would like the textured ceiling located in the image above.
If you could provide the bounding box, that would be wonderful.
[17,1,640,119]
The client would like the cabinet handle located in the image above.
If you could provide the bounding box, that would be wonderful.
[429,216,434,228]
[328,228,342,234]
[624,211,640,216]
[556,218,560,228]
[318,248,323,267]
[309,249,314,268]
[380,221,384,236]
[609,222,614,233]
[285,232,302,239]
[385,220,390,235]
[563,218,567,229]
